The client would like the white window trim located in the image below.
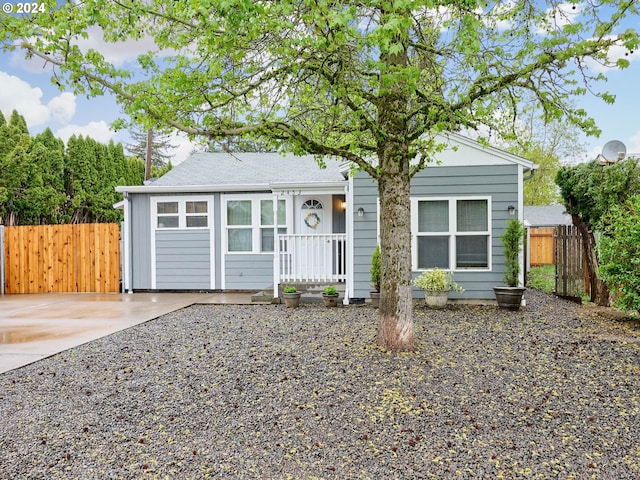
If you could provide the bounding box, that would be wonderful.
[410,196,492,272]
[222,193,290,254]
[151,196,211,230]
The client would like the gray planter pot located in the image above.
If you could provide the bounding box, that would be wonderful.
[424,289,450,309]
[322,293,340,307]
[370,291,380,308]
[283,292,301,308]
[493,286,526,310]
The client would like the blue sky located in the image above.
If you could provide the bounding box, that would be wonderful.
[0,3,638,164]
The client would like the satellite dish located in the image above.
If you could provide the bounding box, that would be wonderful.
[602,140,627,162]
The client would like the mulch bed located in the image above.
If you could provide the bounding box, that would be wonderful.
[1,289,639,479]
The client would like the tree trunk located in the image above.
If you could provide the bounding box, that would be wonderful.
[374,20,415,351]
[376,161,415,351]
[571,214,610,306]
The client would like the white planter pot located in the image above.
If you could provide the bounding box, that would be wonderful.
[424,289,450,309]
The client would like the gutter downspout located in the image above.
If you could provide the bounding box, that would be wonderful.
[0,226,4,295]
[523,168,536,181]
[345,179,354,304]
[272,193,280,302]
[123,192,133,294]
[519,166,536,295]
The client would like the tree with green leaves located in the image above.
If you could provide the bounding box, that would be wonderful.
[556,157,640,305]
[0,110,33,225]
[126,127,176,170]
[25,128,67,224]
[505,110,586,206]
[5,1,637,349]
[598,194,640,314]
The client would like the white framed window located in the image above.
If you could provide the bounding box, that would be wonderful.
[260,199,287,252]
[223,194,289,253]
[411,197,491,271]
[152,196,210,229]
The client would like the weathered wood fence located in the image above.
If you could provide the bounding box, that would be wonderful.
[529,227,555,266]
[555,224,589,300]
[1,223,120,294]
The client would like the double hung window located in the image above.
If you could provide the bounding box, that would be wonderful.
[224,196,288,253]
[413,197,490,270]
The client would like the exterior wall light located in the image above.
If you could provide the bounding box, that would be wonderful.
[357,207,365,217]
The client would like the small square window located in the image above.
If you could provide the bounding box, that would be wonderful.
[157,202,178,214]
[186,201,207,214]
[157,216,179,228]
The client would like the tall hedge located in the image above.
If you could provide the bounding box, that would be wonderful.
[598,195,640,314]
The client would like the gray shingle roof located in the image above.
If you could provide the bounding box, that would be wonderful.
[524,205,572,227]
[151,152,346,187]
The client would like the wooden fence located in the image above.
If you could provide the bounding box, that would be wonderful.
[2,223,120,294]
[529,227,555,266]
[555,224,589,300]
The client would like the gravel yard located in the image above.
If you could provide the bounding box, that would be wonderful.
[1,289,639,479]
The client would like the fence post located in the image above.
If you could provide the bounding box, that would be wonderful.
[0,225,4,295]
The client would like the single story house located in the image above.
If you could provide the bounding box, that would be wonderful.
[523,204,573,269]
[523,204,572,228]
[116,133,535,302]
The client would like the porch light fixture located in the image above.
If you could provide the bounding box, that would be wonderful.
[357,207,365,217]
[341,201,347,210]
[507,205,516,216]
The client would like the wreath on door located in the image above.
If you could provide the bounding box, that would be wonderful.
[304,212,321,229]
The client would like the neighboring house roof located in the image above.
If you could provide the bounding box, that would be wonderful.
[524,205,572,227]
[117,152,348,193]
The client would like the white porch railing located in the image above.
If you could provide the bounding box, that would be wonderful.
[277,234,347,283]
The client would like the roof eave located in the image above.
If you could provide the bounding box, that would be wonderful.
[116,183,272,194]
[116,180,347,195]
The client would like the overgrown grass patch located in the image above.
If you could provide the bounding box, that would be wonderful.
[527,264,555,293]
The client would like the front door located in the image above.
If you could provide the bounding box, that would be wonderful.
[298,198,331,278]
[299,198,327,234]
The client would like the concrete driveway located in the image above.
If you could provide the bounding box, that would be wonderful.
[0,292,257,374]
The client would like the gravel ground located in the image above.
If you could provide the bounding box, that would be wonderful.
[1,289,639,480]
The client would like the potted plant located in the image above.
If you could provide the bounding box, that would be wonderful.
[322,285,340,307]
[283,285,301,308]
[370,245,381,308]
[414,268,464,308]
[493,218,527,309]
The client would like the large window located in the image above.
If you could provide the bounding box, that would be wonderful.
[227,200,253,251]
[224,195,288,253]
[153,197,209,229]
[260,199,287,252]
[412,197,490,270]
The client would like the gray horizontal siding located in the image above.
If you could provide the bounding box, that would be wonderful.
[225,254,273,290]
[352,164,520,300]
[156,230,211,289]
[353,174,379,298]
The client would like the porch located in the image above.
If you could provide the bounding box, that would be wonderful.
[275,233,347,284]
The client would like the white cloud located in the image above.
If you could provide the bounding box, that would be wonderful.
[168,132,205,165]
[583,41,640,74]
[628,130,640,155]
[0,71,77,127]
[75,26,163,67]
[56,121,116,144]
[481,0,517,31]
[537,2,582,35]
[47,92,76,124]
